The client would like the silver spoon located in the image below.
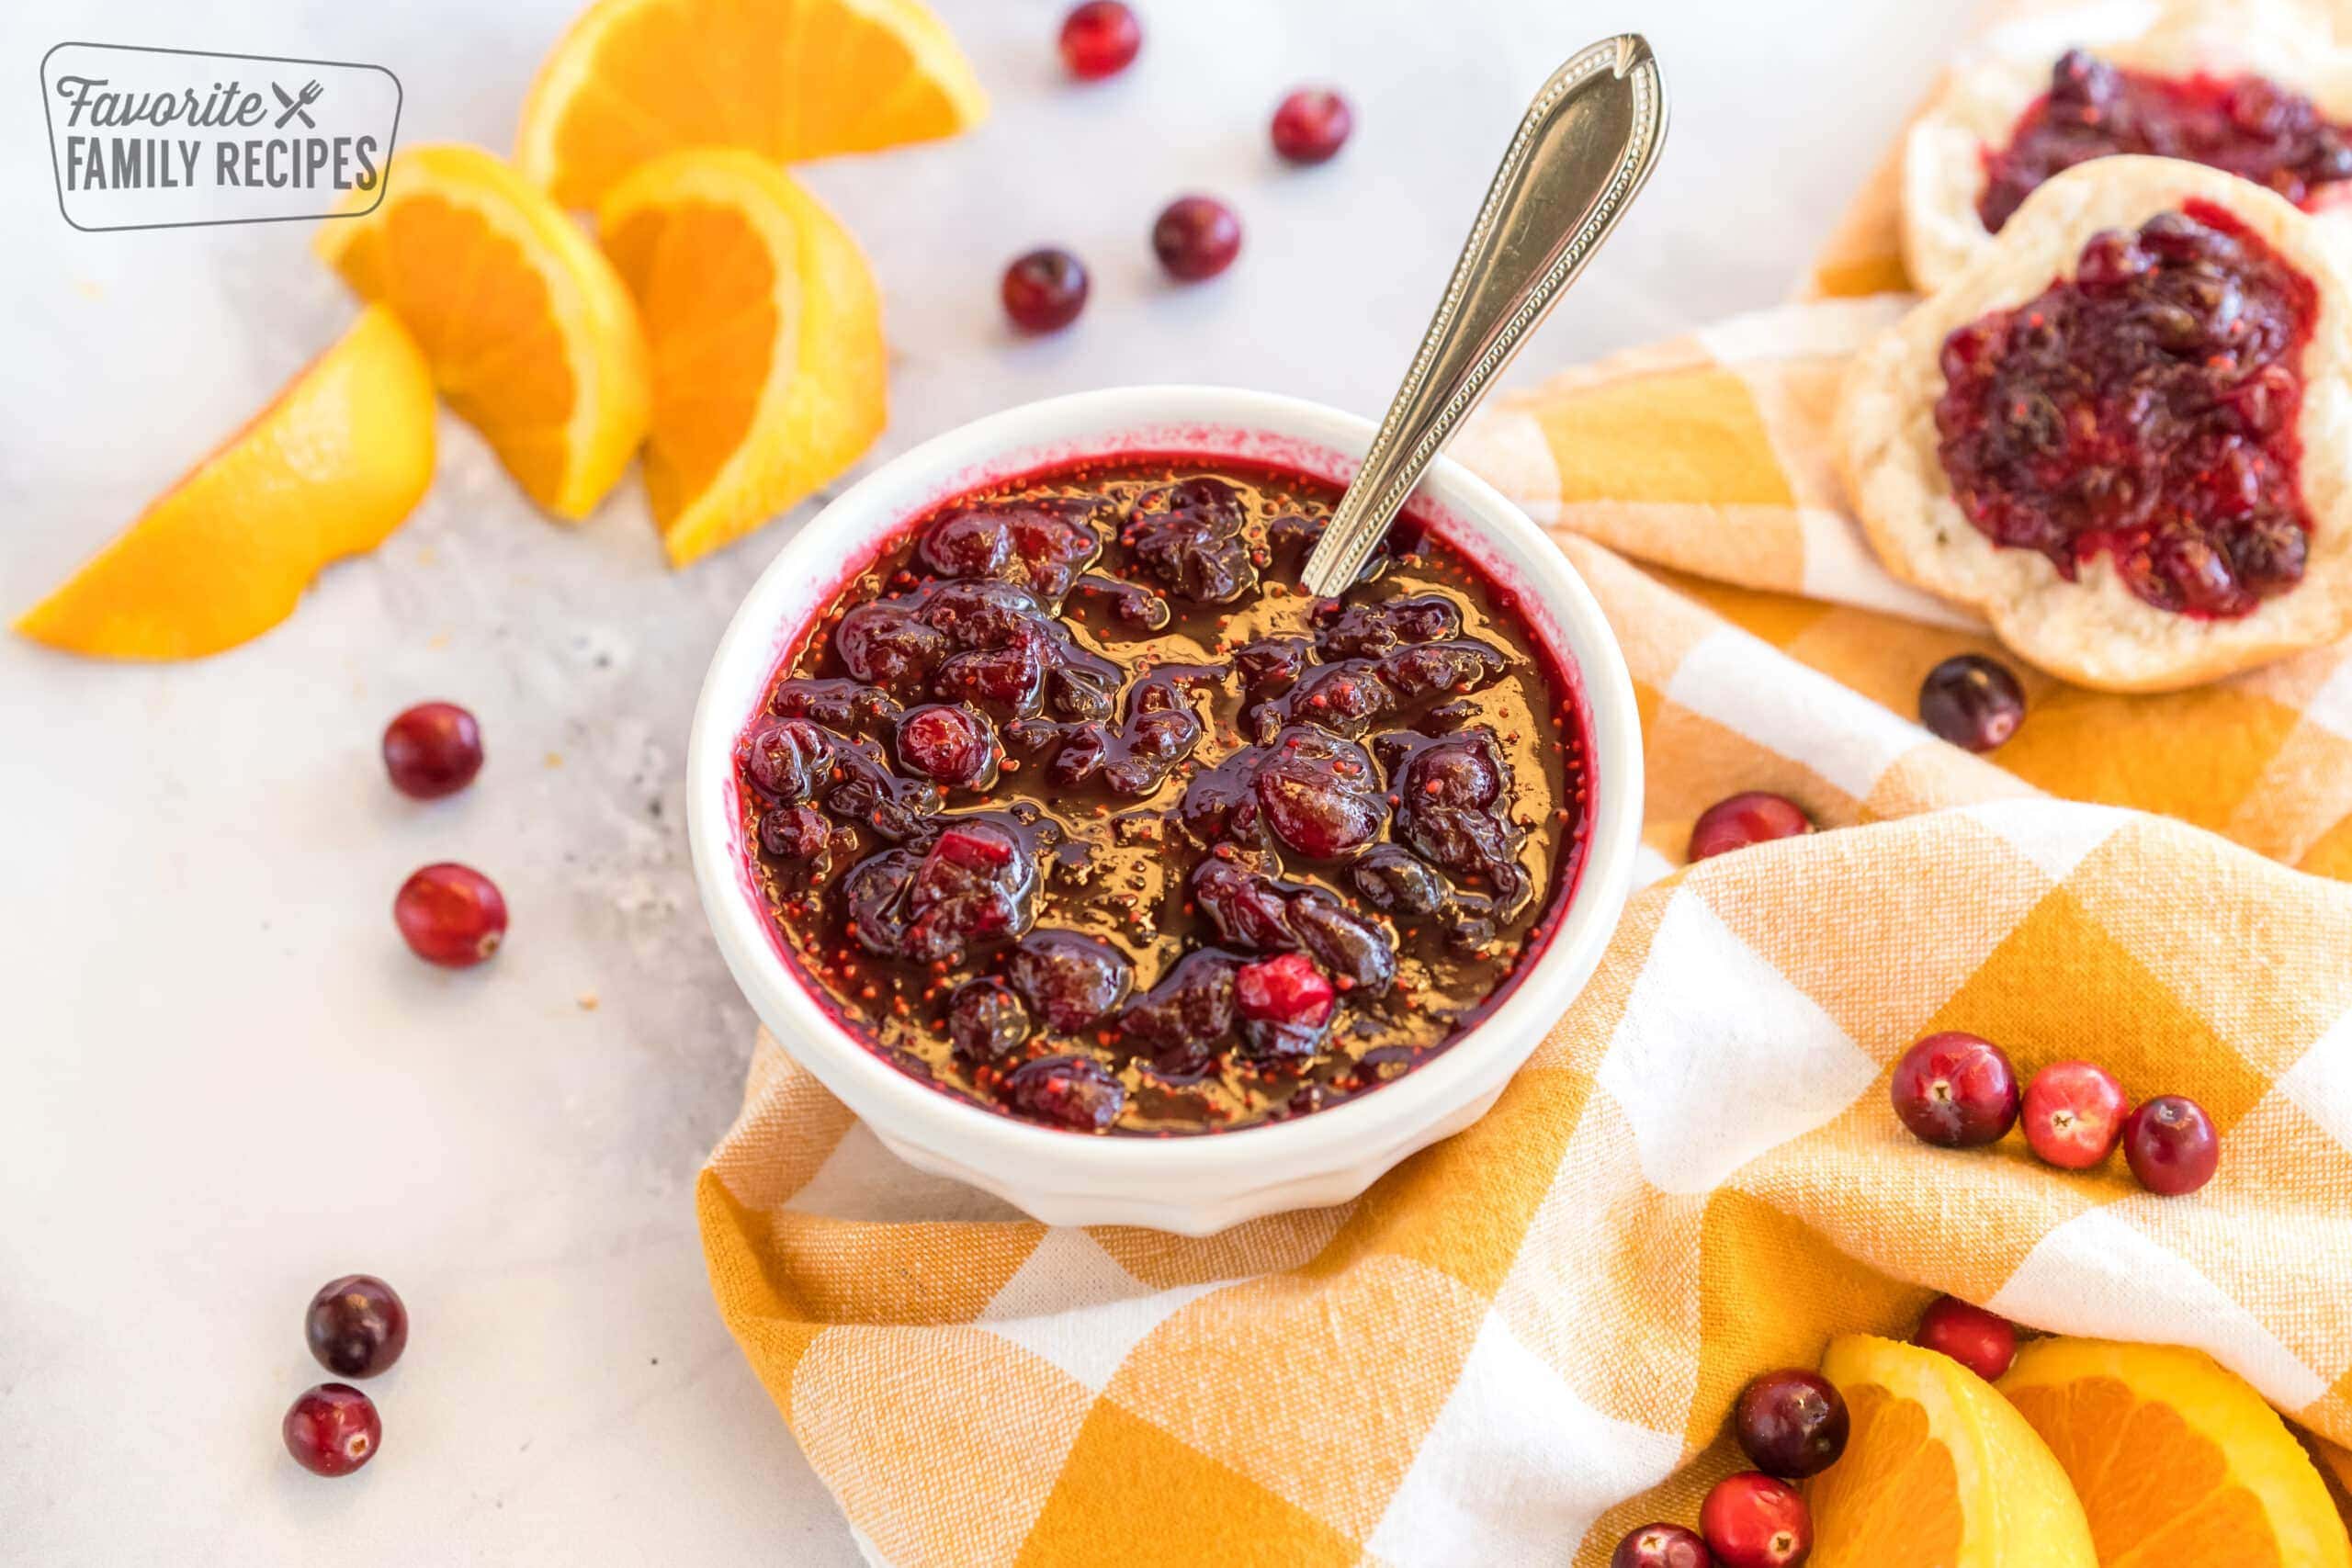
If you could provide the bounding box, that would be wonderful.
[1298,34,1669,598]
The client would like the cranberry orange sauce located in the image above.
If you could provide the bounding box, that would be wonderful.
[1979,50,2352,233]
[1935,200,2318,617]
[737,457,1591,1134]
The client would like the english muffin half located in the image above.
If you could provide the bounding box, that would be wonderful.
[1903,1,2352,293]
[1840,157,2352,691]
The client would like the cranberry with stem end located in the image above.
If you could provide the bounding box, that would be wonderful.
[306,1275,408,1379]
[2022,1060,2129,1169]
[1057,1,1140,81]
[1001,249,1090,333]
[1914,1294,2017,1380]
[1613,1523,1713,1568]
[283,1383,381,1477]
[1890,1031,2018,1147]
[393,863,507,967]
[1735,1369,1849,1480]
[1271,87,1353,164]
[2123,1094,2221,1194]
[1688,793,1811,863]
[1700,1472,1811,1568]
[1918,654,2026,753]
[1151,196,1242,282]
[381,702,483,799]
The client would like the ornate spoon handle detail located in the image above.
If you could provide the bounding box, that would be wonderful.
[1298,34,1668,598]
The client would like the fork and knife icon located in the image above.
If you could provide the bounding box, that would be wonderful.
[271,80,323,130]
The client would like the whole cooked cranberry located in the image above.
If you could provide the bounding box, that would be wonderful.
[744,716,837,801]
[1001,248,1090,333]
[836,602,947,691]
[946,977,1030,1061]
[1612,1523,1713,1568]
[1114,952,1237,1065]
[1005,1054,1126,1131]
[2123,1094,2221,1194]
[760,805,831,860]
[2022,1060,2129,1169]
[1271,87,1353,164]
[1917,654,2026,753]
[1234,952,1336,1027]
[1256,768,1385,858]
[1006,931,1133,1032]
[1151,196,1242,282]
[1352,845,1448,916]
[1057,0,1139,81]
[1699,1472,1810,1568]
[306,1274,408,1379]
[1687,793,1811,863]
[1191,860,1295,951]
[1735,1369,1848,1479]
[1890,1032,2019,1148]
[1288,890,1396,994]
[393,863,507,968]
[1913,1295,2016,1381]
[381,702,482,798]
[283,1383,381,1477]
[896,704,998,789]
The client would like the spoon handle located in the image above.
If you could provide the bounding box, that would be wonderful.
[1298,35,1669,598]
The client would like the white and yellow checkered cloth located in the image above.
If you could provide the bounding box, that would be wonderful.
[698,6,2352,1560]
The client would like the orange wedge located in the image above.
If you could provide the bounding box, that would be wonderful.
[515,0,988,209]
[2000,1338,2352,1567]
[15,306,434,660]
[597,149,885,566]
[1808,1334,2096,1566]
[315,142,650,519]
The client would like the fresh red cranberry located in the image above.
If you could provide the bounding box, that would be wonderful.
[1735,1369,1849,1480]
[2123,1094,2221,1194]
[305,1275,408,1379]
[1057,1,1140,81]
[393,863,507,967]
[1890,1031,2019,1148]
[1271,87,1353,164]
[896,704,998,789]
[1700,1472,1811,1568]
[283,1383,381,1477]
[1613,1523,1713,1568]
[1234,952,1336,1027]
[1151,196,1242,282]
[1913,1295,2017,1381]
[2022,1060,2130,1169]
[1687,793,1811,863]
[1001,248,1090,333]
[1917,655,2025,752]
[381,702,482,799]
[1935,202,2317,619]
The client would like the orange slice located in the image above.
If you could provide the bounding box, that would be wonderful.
[15,306,434,660]
[597,149,885,566]
[1809,1334,2096,1566]
[515,0,988,209]
[2000,1338,2352,1567]
[314,142,650,519]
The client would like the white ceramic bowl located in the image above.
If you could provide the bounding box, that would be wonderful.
[687,386,1642,1234]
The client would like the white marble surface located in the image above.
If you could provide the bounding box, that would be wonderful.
[0,0,1973,1561]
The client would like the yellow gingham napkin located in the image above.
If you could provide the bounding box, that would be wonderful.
[697,4,2352,1558]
